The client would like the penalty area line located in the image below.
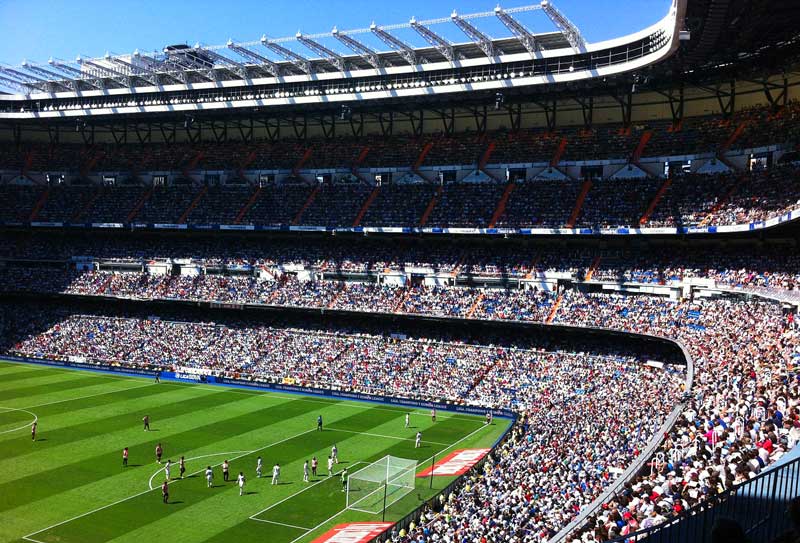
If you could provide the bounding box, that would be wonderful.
[249,518,312,531]
[249,461,367,522]
[286,421,492,543]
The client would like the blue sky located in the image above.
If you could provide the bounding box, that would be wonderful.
[0,0,671,66]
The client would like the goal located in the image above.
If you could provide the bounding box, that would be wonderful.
[346,455,417,514]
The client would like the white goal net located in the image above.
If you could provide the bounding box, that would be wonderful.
[346,455,417,514]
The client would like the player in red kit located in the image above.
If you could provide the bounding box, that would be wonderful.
[161,480,169,503]
[31,421,37,441]
[123,447,129,467]
[156,443,163,463]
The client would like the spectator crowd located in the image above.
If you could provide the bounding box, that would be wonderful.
[2,266,798,541]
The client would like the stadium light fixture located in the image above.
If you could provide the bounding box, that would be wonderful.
[226,40,280,77]
[495,91,504,110]
[409,17,454,62]
[296,32,346,71]
[495,6,540,55]
[370,23,418,66]
[332,27,382,69]
[261,36,313,74]
[451,10,495,58]
[540,0,585,52]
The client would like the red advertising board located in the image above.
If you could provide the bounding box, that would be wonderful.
[416,448,490,477]
[310,522,394,543]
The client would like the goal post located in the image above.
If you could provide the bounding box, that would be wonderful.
[346,455,417,514]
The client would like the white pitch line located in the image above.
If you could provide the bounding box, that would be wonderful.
[0,407,38,435]
[147,451,255,490]
[23,426,320,542]
[0,363,151,384]
[249,519,312,531]
[249,461,367,521]
[286,421,493,543]
[328,427,451,446]
[20,382,156,410]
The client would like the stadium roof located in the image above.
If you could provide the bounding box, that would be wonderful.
[0,3,584,94]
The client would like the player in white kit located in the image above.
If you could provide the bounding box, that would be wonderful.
[405,413,410,428]
[327,456,334,476]
[237,472,246,496]
[271,463,280,485]
[303,460,309,482]
[415,431,422,448]
[256,456,263,478]
[205,466,214,487]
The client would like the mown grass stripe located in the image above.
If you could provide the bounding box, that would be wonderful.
[0,390,285,503]
[0,366,508,543]
[0,370,97,394]
[0,385,236,460]
[0,361,56,375]
[14,399,366,543]
[0,373,136,402]
[47,408,482,543]
[0,382,154,416]
[0,367,66,383]
[40,407,404,543]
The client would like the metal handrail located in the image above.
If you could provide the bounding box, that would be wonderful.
[604,454,800,543]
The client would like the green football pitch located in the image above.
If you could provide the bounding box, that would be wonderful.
[0,360,509,543]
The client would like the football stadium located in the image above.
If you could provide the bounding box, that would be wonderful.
[1,0,800,542]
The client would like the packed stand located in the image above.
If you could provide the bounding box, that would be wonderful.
[426,182,505,228]
[494,180,581,228]
[705,165,800,225]
[360,183,438,227]
[2,265,799,540]
[575,178,663,229]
